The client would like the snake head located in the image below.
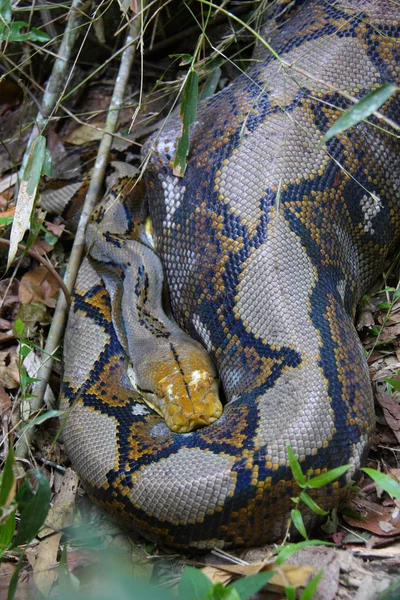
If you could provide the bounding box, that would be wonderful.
[133,342,223,433]
[157,368,222,433]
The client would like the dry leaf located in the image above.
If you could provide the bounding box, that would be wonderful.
[30,239,54,256]
[344,498,400,537]
[19,266,60,307]
[376,393,400,443]
[45,220,65,237]
[0,349,19,388]
[0,385,11,415]
[202,560,316,591]
[65,123,104,145]
[8,136,46,269]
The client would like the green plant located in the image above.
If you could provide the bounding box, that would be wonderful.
[0,0,50,44]
[285,445,351,541]
[361,468,400,499]
[178,566,274,600]
[0,446,51,599]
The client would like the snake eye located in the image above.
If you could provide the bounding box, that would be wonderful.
[208,376,214,385]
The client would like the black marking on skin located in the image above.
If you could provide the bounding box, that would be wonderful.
[136,385,156,396]
[169,342,192,400]
[134,265,170,338]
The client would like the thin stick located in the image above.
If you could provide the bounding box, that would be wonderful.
[15,8,143,459]
[17,0,87,189]
[0,239,71,312]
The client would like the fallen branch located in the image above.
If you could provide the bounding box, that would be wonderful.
[15,6,144,459]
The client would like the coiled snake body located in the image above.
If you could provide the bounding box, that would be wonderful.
[57,0,400,549]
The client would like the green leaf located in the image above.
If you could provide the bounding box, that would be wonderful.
[205,584,240,600]
[286,446,306,487]
[361,468,400,499]
[14,319,24,337]
[229,572,275,600]
[18,410,64,436]
[291,509,308,540]
[3,21,50,43]
[377,302,390,310]
[323,83,397,142]
[0,511,16,557]
[0,0,12,23]
[18,343,32,359]
[42,148,53,176]
[0,216,13,226]
[200,67,222,101]
[170,53,193,65]
[12,469,51,547]
[385,378,400,392]
[173,68,199,177]
[275,540,332,566]
[0,446,15,507]
[178,567,213,600]
[285,586,296,600]
[15,479,34,509]
[7,553,23,600]
[299,570,324,600]
[377,579,400,600]
[299,491,329,516]
[307,464,351,489]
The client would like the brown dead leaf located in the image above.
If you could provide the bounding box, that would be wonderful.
[201,560,316,591]
[344,498,400,537]
[381,323,400,340]
[45,220,65,237]
[0,349,19,388]
[66,549,100,572]
[30,238,54,256]
[376,392,400,443]
[65,123,105,145]
[201,565,233,586]
[19,266,60,308]
[0,385,11,415]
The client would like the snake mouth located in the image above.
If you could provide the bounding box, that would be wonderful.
[164,380,223,433]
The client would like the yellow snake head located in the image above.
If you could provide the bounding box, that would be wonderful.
[132,342,222,433]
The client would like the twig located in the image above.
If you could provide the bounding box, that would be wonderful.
[15,6,143,459]
[0,239,71,312]
[17,0,87,190]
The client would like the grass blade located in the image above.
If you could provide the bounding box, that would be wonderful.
[230,571,275,599]
[178,566,213,600]
[173,69,199,177]
[307,465,351,489]
[323,83,397,142]
[299,491,329,516]
[287,446,306,487]
[361,468,400,499]
[12,469,50,547]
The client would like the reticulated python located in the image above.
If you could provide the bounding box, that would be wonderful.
[47,0,400,549]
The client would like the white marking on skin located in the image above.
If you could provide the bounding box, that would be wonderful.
[131,404,150,416]
[360,192,381,234]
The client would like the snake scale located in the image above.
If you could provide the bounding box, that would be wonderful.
[49,0,400,549]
